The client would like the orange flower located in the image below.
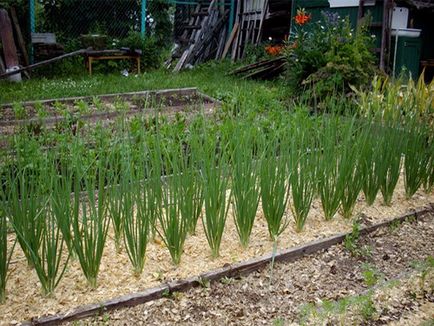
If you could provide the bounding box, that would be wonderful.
[265,45,284,56]
[294,8,311,26]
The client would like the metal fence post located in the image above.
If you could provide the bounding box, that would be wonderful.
[228,0,235,34]
[29,0,35,63]
[141,0,147,38]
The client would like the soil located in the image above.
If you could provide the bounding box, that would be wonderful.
[0,89,214,123]
[79,213,434,326]
[0,89,218,148]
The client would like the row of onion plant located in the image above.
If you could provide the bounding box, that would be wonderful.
[0,102,432,300]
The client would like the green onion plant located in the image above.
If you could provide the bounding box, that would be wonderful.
[70,155,109,288]
[260,135,290,241]
[339,119,365,219]
[403,118,431,198]
[289,120,317,232]
[378,124,403,206]
[197,132,231,258]
[317,116,344,220]
[156,141,188,265]
[231,127,261,247]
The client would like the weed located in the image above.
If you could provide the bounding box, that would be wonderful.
[162,289,171,298]
[344,221,361,256]
[12,102,27,120]
[34,102,48,119]
[388,219,401,232]
[273,318,285,326]
[220,276,234,285]
[358,294,376,321]
[198,276,210,288]
[361,263,383,287]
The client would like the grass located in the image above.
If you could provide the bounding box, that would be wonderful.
[0,63,286,107]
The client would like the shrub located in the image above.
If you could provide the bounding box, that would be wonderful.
[285,10,376,100]
[119,31,165,70]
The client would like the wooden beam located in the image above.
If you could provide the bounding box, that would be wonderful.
[0,56,5,74]
[9,7,29,67]
[221,22,239,59]
[0,9,19,69]
[0,49,86,79]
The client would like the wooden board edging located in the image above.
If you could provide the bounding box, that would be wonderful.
[0,87,201,109]
[23,203,434,326]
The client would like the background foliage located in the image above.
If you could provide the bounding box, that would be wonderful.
[285,11,377,101]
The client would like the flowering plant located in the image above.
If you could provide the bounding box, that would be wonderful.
[284,10,376,101]
[294,8,311,26]
[265,45,284,56]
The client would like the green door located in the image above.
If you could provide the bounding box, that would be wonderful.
[394,36,422,80]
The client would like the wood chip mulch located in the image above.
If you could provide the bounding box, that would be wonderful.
[81,213,434,326]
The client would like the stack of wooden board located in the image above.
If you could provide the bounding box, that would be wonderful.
[229,56,286,79]
[230,0,269,60]
[173,0,229,71]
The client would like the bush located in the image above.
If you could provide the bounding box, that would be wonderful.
[119,32,165,70]
[285,9,377,100]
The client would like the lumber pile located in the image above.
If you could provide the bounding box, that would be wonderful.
[230,0,269,60]
[230,56,286,80]
[172,0,229,71]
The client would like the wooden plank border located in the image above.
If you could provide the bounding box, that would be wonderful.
[0,87,204,109]
[23,203,434,326]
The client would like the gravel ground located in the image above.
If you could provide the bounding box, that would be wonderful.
[72,213,434,326]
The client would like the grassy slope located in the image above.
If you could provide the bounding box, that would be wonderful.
[0,62,288,107]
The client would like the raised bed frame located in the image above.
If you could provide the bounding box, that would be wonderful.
[0,87,220,128]
[22,203,434,326]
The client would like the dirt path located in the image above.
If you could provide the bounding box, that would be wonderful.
[77,213,434,325]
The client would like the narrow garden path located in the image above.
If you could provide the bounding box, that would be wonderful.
[77,213,434,325]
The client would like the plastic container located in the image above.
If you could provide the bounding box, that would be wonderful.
[6,66,22,83]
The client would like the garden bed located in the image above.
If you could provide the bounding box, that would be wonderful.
[0,88,218,136]
[1,175,432,325]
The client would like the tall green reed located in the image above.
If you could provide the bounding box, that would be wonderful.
[120,149,151,275]
[24,160,70,296]
[178,144,203,236]
[107,145,127,253]
[50,164,75,256]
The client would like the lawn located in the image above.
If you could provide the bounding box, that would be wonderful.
[0,62,287,109]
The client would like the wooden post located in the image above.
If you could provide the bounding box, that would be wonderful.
[380,0,391,71]
[0,9,19,69]
[10,7,30,67]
